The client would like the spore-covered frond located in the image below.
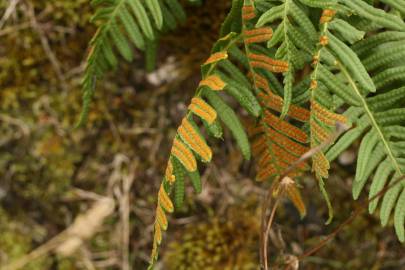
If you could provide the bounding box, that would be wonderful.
[78,0,186,126]
[146,0,405,261]
[233,1,309,183]
[249,90,310,182]
[295,7,348,188]
[148,24,267,265]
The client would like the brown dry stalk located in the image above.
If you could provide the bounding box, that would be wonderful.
[263,193,282,270]
[0,0,20,29]
[26,2,68,92]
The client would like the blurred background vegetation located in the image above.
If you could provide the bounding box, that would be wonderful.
[1,0,404,269]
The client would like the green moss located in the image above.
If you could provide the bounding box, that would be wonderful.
[164,204,260,270]
[0,208,51,269]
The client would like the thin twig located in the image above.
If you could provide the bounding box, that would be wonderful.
[260,181,276,268]
[26,1,68,92]
[263,196,281,270]
[0,21,30,36]
[0,0,20,29]
[298,175,405,260]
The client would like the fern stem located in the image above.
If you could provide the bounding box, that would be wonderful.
[241,0,261,96]
[308,11,335,222]
[281,0,292,118]
[337,61,404,177]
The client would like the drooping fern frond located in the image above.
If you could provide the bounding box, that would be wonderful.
[274,176,307,219]
[148,27,267,266]
[240,0,310,220]
[304,7,350,221]
[78,0,187,126]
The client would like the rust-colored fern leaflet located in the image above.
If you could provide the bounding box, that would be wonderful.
[249,92,310,182]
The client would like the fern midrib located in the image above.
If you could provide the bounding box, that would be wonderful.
[283,0,291,58]
[310,20,330,93]
[309,14,331,179]
[87,0,128,74]
[93,0,127,53]
[338,61,404,177]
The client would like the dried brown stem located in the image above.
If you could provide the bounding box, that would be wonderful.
[298,175,405,260]
[26,1,68,92]
[263,195,282,270]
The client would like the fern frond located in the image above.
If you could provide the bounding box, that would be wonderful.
[147,0,405,263]
[232,1,309,184]
[148,23,267,264]
[78,0,186,126]
[304,8,348,185]
[318,3,405,239]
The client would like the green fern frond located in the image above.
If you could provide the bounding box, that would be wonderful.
[321,7,405,239]
[77,0,186,127]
